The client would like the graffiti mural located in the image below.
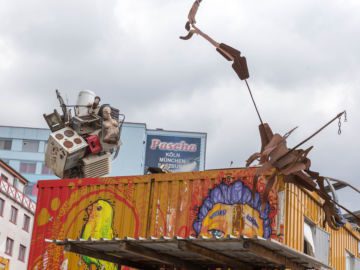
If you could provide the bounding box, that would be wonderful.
[29,176,148,270]
[81,200,117,270]
[147,169,282,242]
[193,181,272,238]
[29,170,283,270]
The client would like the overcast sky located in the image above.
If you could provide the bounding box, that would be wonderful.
[0,0,359,210]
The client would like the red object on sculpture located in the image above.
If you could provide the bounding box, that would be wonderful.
[86,135,102,154]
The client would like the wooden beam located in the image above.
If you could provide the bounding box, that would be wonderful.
[178,241,253,270]
[64,243,152,270]
[118,242,203,270]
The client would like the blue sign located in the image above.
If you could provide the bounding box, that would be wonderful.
[145,135,202,172]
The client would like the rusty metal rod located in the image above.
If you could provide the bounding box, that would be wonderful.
[325,176,360,194]
[330,199,360,224]
[276,111,346,163]
[245,79,264,125]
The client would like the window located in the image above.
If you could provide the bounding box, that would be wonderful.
[346,251,355,270]
[0,198,4,216]
[18,245,26,262]
[13,178,19,189]
[43,142,48,152]
[1,174,8,182]
[5,238,14,256]
[19,162,36,174]
[41,163,52,175]
[304,221,315,256]
[0,139,12,150]
[23,214,30,232]
[303,219,330,265]
[10,206,18,224]
[22,140,39,152]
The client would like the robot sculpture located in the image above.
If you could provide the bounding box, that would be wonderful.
[43,90,125,179]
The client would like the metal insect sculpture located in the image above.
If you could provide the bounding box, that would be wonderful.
[181,0,358,230]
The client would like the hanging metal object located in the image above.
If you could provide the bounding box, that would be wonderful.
[180,0,249,81]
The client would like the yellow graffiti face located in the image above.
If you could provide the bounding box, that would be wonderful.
[82,200,114,240]
[241,204,263,237]
[200,203,264,238]
[200,204,233,238]
[87,200,113,222]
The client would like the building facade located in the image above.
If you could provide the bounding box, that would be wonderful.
[0,125,206,199]
[0,160,36,270]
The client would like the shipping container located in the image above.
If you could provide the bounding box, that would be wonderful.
[28,168,283,270]
[285,183,360,269]
[29,168,360,270]
[28,175,153,270]
[0,256,10,270]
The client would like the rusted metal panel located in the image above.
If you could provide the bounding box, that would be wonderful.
[28,175,152,270]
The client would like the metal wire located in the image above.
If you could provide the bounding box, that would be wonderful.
[244,79,264,125]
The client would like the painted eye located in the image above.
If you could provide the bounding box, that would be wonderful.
[208,229,224,238]
[97,206,102,211]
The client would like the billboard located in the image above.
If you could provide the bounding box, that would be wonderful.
[145,132,206,172]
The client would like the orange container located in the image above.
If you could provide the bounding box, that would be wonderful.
[28,175,152,270]
[28,168,284,270]
[284,183,360,269]
[147,168,283,240]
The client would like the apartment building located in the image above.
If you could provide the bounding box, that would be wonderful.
[0,159,36,269]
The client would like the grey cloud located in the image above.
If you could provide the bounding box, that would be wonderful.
[0,0,359,210]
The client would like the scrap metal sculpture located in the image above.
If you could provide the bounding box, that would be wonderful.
[43,90,125,179]
[246,112,348,230]
[180,0,263,125]
[181,0,358,230]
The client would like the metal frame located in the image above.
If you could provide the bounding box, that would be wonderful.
[48,236,331,270]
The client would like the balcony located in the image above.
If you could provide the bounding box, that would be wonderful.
[0,178,36,214]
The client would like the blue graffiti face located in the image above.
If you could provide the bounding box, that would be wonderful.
[193,180,272,239]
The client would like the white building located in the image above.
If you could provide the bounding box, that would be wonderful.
[0,159,36,269]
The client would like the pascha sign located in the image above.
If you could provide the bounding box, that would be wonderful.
[145,135,202,172]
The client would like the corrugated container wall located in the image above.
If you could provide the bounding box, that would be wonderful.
[146,169,282,239]
[29,169,360,270]
[28,176,152,270]
[285,183,360,269]
[29,168,283,270]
